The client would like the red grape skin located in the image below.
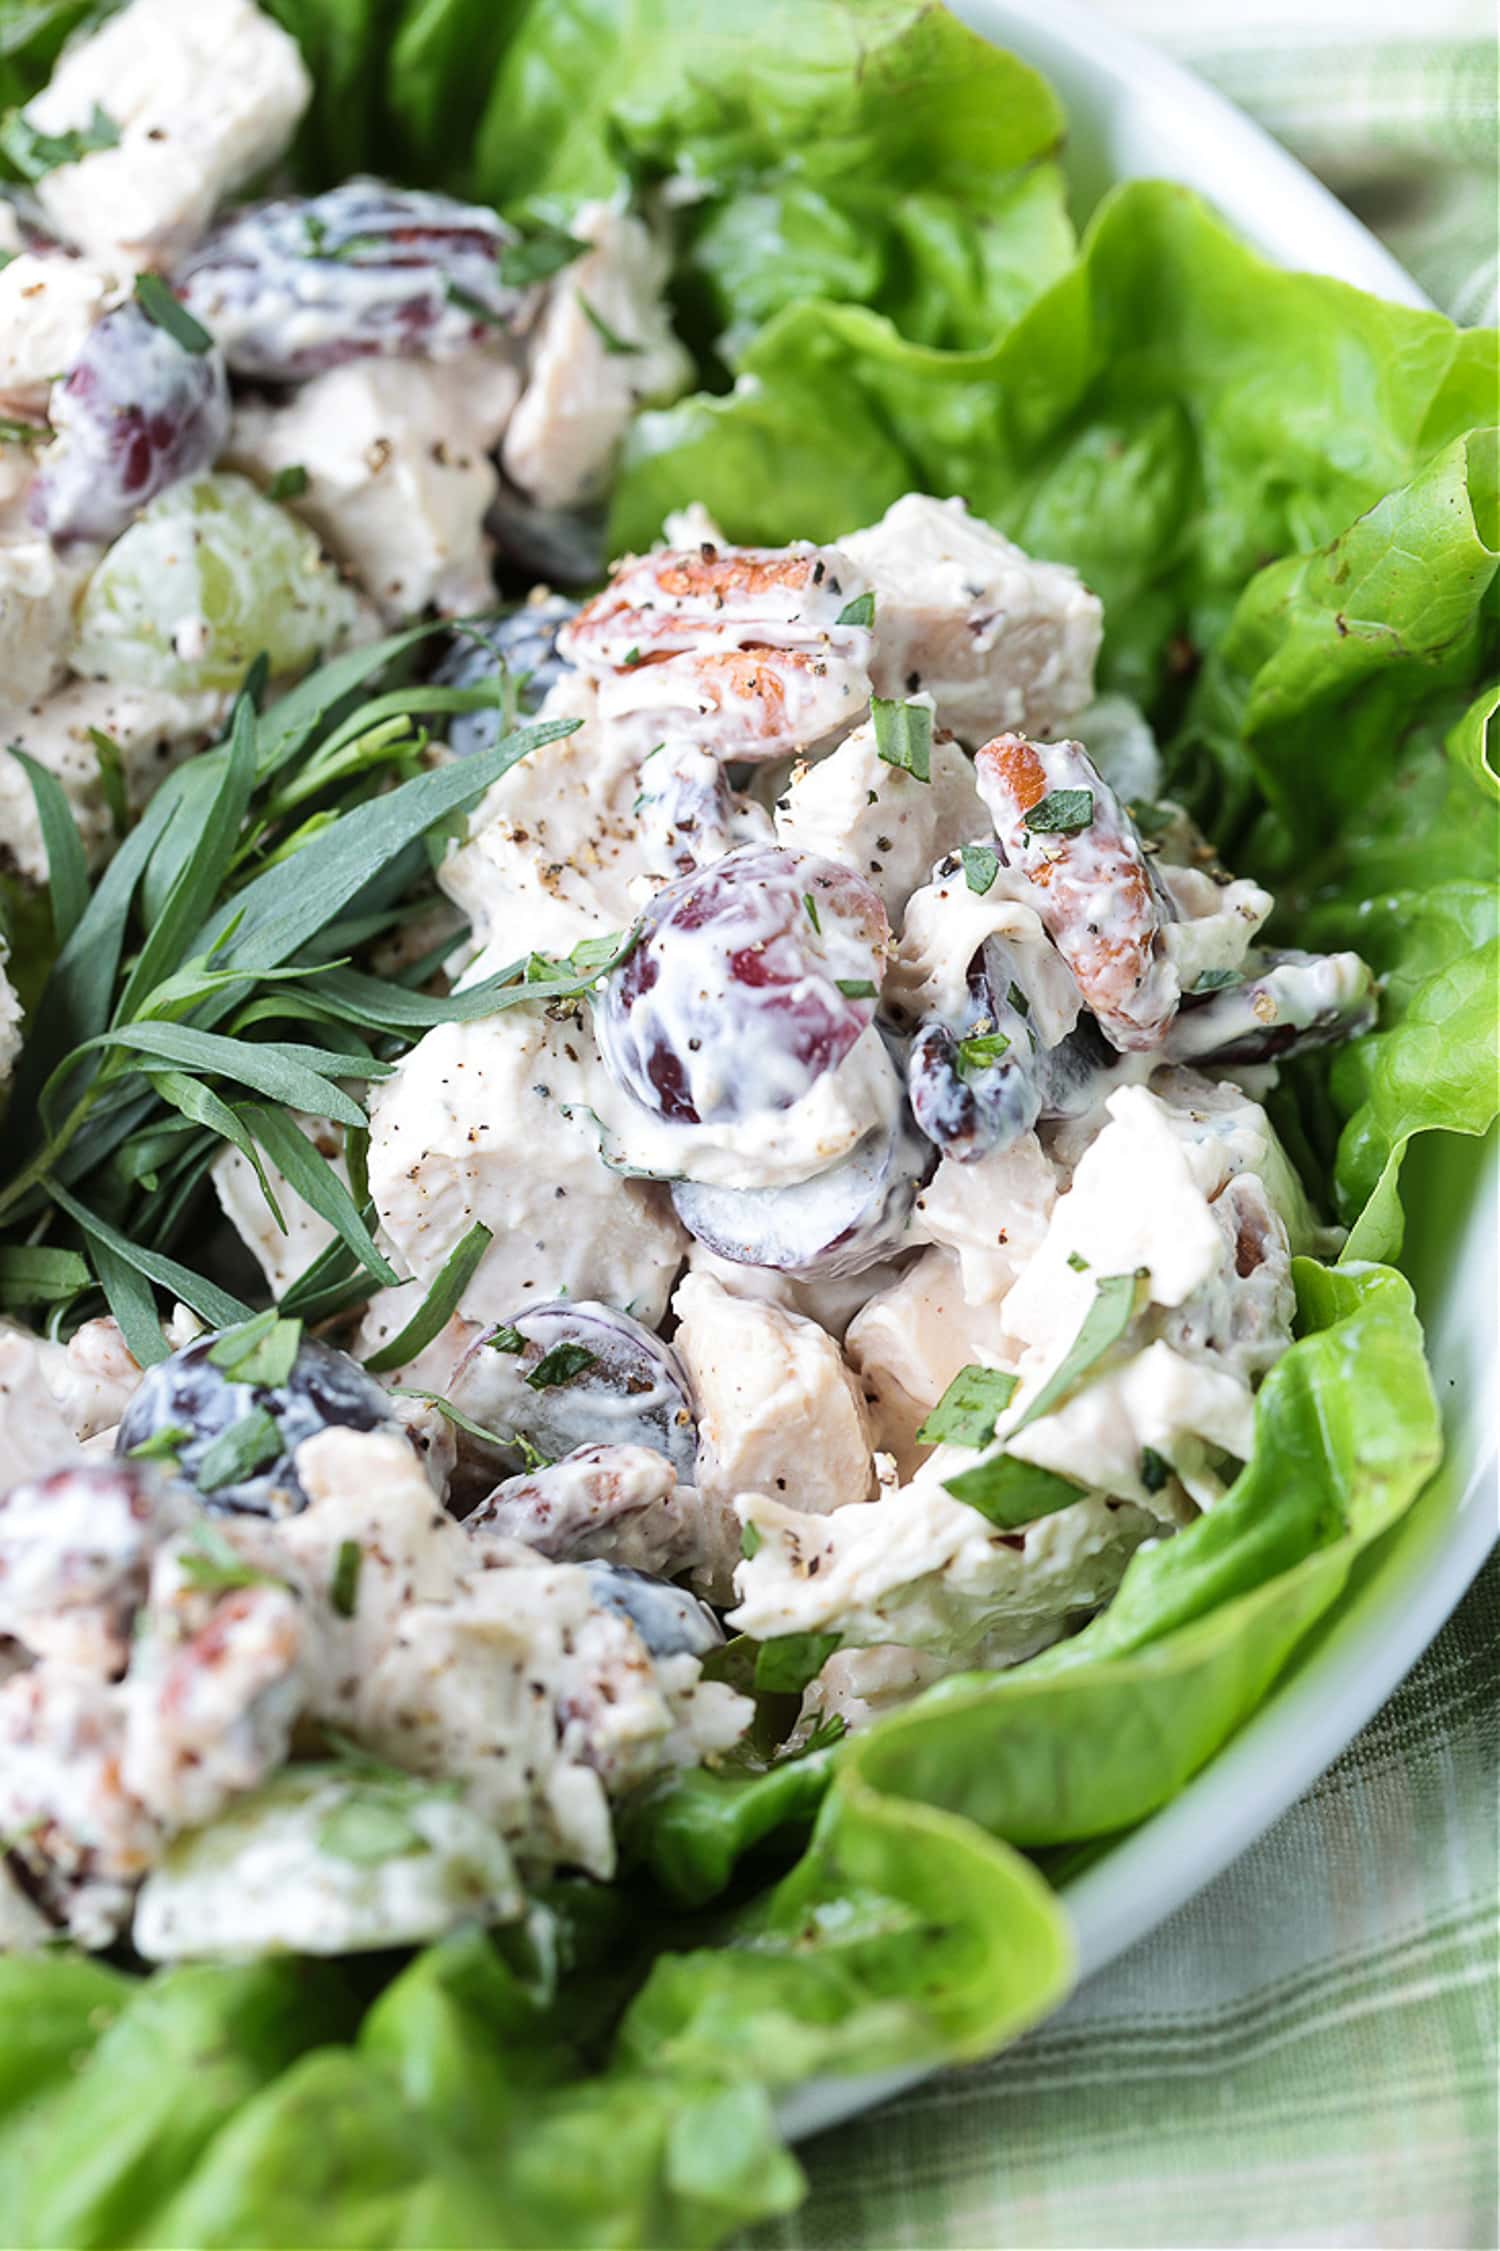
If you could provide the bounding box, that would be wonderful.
[595,844,888,1129]
[27,301,230,544]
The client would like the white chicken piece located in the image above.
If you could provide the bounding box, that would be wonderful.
[800,1643,947,1734]
[211,1113,345,1299]
[845,1248,1018,1479]
[502,202,694,510]
[0,676,228,881]
[773,713,988,922]
[22,0,311,268]
[0,531,96,709]
[672,1270,876,1516]
[907,1130,1059,1305]
[366,988,689,1330]
[0,1666,160,1948]
[468,1442,743,1604]
[228,353,520,620]
[438,674,652,961]
[1156,861,1274,994]
[0,250,126,417]
[731,1463,1162,1662]
[0,1319,144,1496]
[122,1565,310,1833]
[841,493,1102,742]
[683,1236,906,1344]
[0,1457,189,1677]
[280,1430,745,1878]
[883,857,1081,1048]
[0,949,21,1094]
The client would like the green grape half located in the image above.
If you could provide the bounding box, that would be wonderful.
[72,472,363,694]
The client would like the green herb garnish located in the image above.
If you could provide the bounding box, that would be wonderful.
[916,1365,1019,1449]
[740,1522,763,1559]
[753,1632,840,1695]
[330,1538,362,1618]
[177,1518,284,1593]
[960,843,998,895]
[525,1342,597,1390]
[193,1407,283,1493]
[872,696,932,783]
[486,1325,526,1354]
[266,464,309,503]
[496,220,588,289]
[1024,788,1093,835]
[444,276,508,329]
[133,273,213,355]
[126,1422,193,1463]
[577,293,642,355]
[1009,1269,1145,1434]
[208,1310,303,1388]
[941,1453,1087,1528]
[835,978,877,999]
[955,1029,1010,1079]
[1140,1446,1172,1493]
[362,1220,492,1374]
[0,101,118,181]
[835,591,875,627]
[803,893,822,934]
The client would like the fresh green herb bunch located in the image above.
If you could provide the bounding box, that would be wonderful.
[0,631,622,1366]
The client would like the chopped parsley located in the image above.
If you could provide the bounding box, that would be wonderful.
[525,1342,597,1390]
[1009,1269,1145,1435]
[1025,787,1094,835]
[740,1522,763,1559]
[872,696,932,783]
[126,1423,193,1464]
[194,1407,283,1492]
[577,292,643,354]
[0,415,46,446]
[177,1519,282,1595]
[1066,1250,1090,1273]
[955,1029,1010,1080]
[444,276,508,328]
[133,273,213,355]
[916,1364,1019,1448]
[835,977,877,999]
[803,892,822,934]
[960,843,998,896]
[266,464,309,503]
[753,1631,840,1695]
[486,1324,526,1355]
[835,590,875,627]
[496,220,588,289]
[0,101,118,182]
[1140,1446,1172,1494]
[330,1538,362,1618]
[941,1453,1086,1529]
[208,1310,303,1389]
[1007,980,1031,1019]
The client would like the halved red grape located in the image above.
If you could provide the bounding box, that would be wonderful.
[670,1098,931,1277]
[906,938,1042,1161]
[445,1301,699,1500]
[594,843,888,1128]
[580,1560,724,1658]
[27,300,230,544]
[114,1330,396,1518]
[176,180,530,381]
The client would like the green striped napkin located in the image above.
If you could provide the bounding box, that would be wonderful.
[748,1558,1498,2248]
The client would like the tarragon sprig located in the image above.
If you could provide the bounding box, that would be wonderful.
[0,629,581,1360]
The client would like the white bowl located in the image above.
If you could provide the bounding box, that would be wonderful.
[780,0,1496,2143]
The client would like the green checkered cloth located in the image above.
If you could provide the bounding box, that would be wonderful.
[743,17,1498,2244]
[749,1557,1499,2250]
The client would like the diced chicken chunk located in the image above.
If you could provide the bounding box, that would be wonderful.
[0,250,125,416]
[672,1270,875,1515]
[366,990,688,1329]
[841,494,1102,741]
[23,0,311,267]
[0,531,95,708]
[845,1246,1017,1477]
[502,203,693,510]
[0,1319,144,1495]
[0,677,227,881]
[229,353,520,619]
[773,713,987,921]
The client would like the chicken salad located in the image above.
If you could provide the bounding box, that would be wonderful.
[0,0,1492,2244]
